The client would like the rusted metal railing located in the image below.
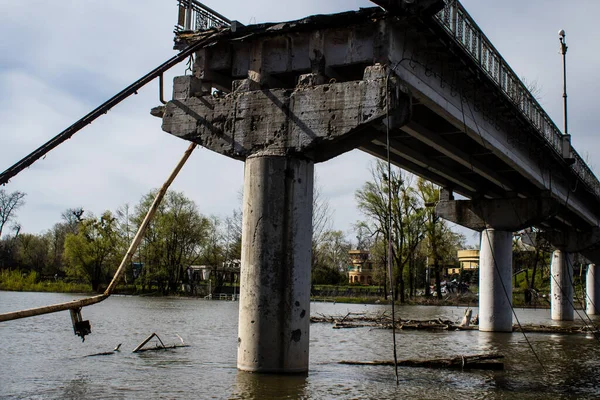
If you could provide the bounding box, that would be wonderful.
[175,0,231,32]
[434,1,600,199]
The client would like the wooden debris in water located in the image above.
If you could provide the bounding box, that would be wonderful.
[311,312,598,335]
[340,353,504,370]
[132,333,190,353]
[513,325,599,335]
[86,343,122,357]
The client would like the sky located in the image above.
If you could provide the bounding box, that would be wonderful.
[1,0,599,247]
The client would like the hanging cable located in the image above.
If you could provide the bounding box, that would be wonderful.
[385,70,400,385]
[460,95,547,373]
[564,256,600,339]
[579,263,600,318]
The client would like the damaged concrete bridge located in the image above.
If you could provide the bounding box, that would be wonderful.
[157,0,600,372]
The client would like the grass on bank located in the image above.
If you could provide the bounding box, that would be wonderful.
[0,270,91,293]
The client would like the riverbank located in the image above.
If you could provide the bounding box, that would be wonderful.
[0,270,552,308]
[0,270,91,293]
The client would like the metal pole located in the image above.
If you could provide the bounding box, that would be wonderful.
[0,143,197,323]
[185,0,193,30]
[559,30,568,135]
[104,143,197,295]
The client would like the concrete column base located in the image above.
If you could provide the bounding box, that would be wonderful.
[478,229,513,332]
[587,264,600,315]
[551,250,574,321]
[237,154,313,373]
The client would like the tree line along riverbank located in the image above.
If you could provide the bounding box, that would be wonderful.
[2,268,566,309]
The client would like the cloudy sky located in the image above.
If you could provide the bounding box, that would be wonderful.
[1,0,599,246]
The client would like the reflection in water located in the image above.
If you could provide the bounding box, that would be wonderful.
[2,292,600,399]
[62,374,92,400]
[231,371,308,400]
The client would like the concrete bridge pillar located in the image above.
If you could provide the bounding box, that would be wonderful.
[479,229,513,332]
[586,264,600,315]
[520,229,600,320]
[436,192,560,332]
[237,155,313,372]
[550,250,574,321]
[161,65,411,373]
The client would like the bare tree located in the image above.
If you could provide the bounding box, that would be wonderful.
[521,76,543,102]
[312,176,333,269]
[0,189,26,239]
[356,161,425,302]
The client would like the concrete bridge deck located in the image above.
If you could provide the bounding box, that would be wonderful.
[160,0,600,372]
[167,1,600,232]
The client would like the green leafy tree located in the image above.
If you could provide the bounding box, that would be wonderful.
[133,190,211,293]
[64,211,120,292]
[15,233,50,274]
[43,208,85,277]
[312,230,350,285]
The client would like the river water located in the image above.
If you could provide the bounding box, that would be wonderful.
[1,291,599,399]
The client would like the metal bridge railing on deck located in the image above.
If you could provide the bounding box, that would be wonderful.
[434,1,600,199]
[175,0,231,32]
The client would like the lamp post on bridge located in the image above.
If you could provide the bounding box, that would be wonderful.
[559,29,568,136]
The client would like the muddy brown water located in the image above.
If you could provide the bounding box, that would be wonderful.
[1,291,600,399]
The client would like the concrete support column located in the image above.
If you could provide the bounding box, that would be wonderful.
[479,229,513,332]
[237,154,314,373]
[587,264,600,315]
[550,250,574,321]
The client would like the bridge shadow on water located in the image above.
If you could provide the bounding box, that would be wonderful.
[231,372,308,400]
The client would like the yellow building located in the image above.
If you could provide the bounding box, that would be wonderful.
[347,250,373,285]
[458,250,479,270]
[447,249,479,275]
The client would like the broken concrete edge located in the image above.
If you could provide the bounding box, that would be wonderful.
[161,64,412,163]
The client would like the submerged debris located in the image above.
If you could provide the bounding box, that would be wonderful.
[311,312,599,335]
[340,353,504,371]
[86,343,122,357]
[132,333,190,353]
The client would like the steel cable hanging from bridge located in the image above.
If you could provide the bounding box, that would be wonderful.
[574,262,600,332]
[459,92,548,373]
[0,30,226,186]
[385,24,548,372]
[385,70,400,385]
[564,256,600,340]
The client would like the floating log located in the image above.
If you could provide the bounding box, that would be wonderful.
[86,343,122,357]
[514,325,599,335]
[340,353,504,371]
